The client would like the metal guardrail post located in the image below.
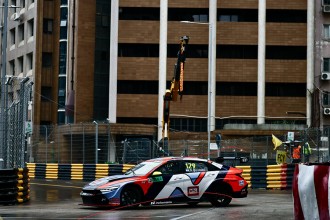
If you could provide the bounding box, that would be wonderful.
[93,121,98,164]
[57,127,60,163]
[69,123,72,163]
[82,123,85,164]
[43,125,47,163]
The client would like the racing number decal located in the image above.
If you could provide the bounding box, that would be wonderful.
[185,162,196,172]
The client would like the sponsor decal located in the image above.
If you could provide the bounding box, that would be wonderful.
[188,186,199,196]
[180,62,184,92]
[151,200,173,205]
[276,150,287,164]
[148,176,163,183]
[239,180,244,186]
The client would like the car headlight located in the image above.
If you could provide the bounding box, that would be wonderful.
[99,186,119,193]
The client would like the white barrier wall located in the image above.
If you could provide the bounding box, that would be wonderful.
[293,163,330,220]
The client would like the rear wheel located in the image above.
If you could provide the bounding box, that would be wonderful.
[120,186,141,208]
[208,185,232,207]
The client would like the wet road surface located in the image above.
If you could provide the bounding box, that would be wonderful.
[0,179,294,220]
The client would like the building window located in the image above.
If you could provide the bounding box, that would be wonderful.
[59,41,67,75]
[18,24,24,43]
[58,76,66,109]
[323,92,330,106]
[43,19,53,34]
[9,60,15,76]
[27,19,34,38]
[11,0,17,7]
[219,15,238,22]
[60,24,67,39]
[324,24,330,40]
[60,7,68,21]
[21,0,25,8]
[18,56,23,73]
[324,0,330,5]
[323,58,330,72]
[27,52,33,70]
[10,28,15,46]
[42,52,52,67]
[57,110,65,125]
[61,0,67,6]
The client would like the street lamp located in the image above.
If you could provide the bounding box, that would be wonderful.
[180,21,215,160]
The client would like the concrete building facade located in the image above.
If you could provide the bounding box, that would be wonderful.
[1,0,316,144]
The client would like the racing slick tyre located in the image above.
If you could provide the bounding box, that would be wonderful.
[208,185,232,207]
[120,186,141,208]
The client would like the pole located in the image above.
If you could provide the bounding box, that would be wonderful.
[207,24,212,160]
[93,121,98,164]
[180,21,214,160]
[0,0,9,168]
[69,123,72,163]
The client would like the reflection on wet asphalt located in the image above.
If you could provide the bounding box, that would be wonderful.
[0,179,294,220]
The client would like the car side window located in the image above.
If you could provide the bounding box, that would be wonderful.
[184,161,208,173]
[156,161,183,175]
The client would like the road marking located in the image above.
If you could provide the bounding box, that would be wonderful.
[170,208,215,220]
[30,182,82,189]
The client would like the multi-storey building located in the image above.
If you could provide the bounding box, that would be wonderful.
[1,0,315,146]
[316,0,330,132]
[67,0,310,140]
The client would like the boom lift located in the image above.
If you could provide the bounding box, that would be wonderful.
[160,36,189,150]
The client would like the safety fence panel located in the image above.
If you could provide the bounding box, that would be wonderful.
[293,163,330,220]
[0,168,30,205]
[237,164,295,189]
[29,125,329,166]
[26,163,134,181]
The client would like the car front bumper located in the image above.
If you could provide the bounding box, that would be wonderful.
[80,190,120,207]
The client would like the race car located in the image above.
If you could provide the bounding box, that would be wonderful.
[80,157,248,208]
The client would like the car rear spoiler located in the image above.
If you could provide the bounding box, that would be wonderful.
[215,156,249,164]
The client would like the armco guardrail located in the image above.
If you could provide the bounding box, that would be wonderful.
[0,168,30,205]
[26,163,134,181]
[27,163,295,189]
[237,164,295,189]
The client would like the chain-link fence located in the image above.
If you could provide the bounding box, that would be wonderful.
[0,79,32,168]
[27,124,330,166]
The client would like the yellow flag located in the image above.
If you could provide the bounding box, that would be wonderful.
[272,134,283,150]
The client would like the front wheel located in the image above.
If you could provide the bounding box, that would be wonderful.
[120,186,141,208]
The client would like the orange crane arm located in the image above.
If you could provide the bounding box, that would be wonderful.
[162,36,189,140]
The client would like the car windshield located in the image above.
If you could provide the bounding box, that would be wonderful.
[125,161,162,176]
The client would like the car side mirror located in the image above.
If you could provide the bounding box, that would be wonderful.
[152,171,162,176]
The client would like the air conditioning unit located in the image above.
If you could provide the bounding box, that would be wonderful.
[10,12,21,21]
[324,5,330,13]
[324,108,330,115]
[322,72,330,80]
